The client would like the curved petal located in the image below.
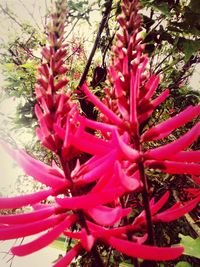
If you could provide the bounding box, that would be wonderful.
[142,105,200,141]
[52,243,82,267]
[81,83,123,126]
[139,89,169,123]
[155,195,200,222]
[145,122,200,160]
[107,236,184,261]
[11,215,76,256]
[145,160,200,175]
[166,151,200,162]
[86,205,131,226]
[56,188,124,210]
[0,206,56,224]
[0,189,54,209]
[2,143,69,189]
[0,214,66,240]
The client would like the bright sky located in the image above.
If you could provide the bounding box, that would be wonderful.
[0,3,66,265]
[0,0,101,192]
[0,237,65,267]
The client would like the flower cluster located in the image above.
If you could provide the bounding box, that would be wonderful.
[0,0,199,266]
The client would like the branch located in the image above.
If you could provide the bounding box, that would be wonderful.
[78,0,113,88]
[102,27,118,67]
[17,0,41,30]
[64,18,79,41]
[169,55,200,89]
[154,51,173,74]
[75,0,113,121]
[0,4,23,28]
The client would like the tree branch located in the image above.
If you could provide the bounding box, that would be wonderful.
[78,0,113,88]
[0,4,23,28]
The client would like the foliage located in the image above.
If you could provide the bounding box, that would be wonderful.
[0,0,200,133]
[67,0,95,23]
[0,23,41,129]
[140,0,200,104]
[174,262,192,267]
[176,234,200,259]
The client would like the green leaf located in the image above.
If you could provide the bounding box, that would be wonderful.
[20,62,35,69]
[119,263,133,267]
[189,0,200,14]
[177,38,200,61]
[175,261,192,267]
[49,236,67,251]
[178,234,200,259]
[152,2,171,17]
[140,0,155,7]
[5,63,15,70]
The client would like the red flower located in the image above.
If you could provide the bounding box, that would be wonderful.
[0,0,199,266]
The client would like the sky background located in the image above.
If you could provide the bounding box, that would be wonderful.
[0,2,78,266]
[0,0,101,192]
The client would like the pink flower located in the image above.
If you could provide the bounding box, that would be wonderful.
[11,215,77,256]
[107,236,184,261]
[1,0,199,266]
[0,189,54,209]
[142,105,200,141]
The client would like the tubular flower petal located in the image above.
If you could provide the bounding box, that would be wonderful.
[11,215,77,256]
[86,205,131,226]
[64,229,95,252]
[0,214,66,240]
[53,123,65,139]
[130,68,139,125]
[141,75,160,101]
[54,79,69,91]
[0,206,56,224]
[76,114,117,134]
[150,191,170,215]
[52,243,82,267]
[112,129,140,161]
[74,151,117,185]
[87,220,141,239]
[145,160,200,175]
[139,74,157,99]
[0,189,54,209]
[70,131,112,156]
[114,161,141,191]
[133,191,170,226]
[115,77,124,98]
[145,122,200,160]
[81,83,123,126]
[80,228,95,252]
[41,47,51,60]
[3,145,70,189]
[56,188,124,210]
[166,151,200,162]
[142,105,200,141]
[107,236,184,261]
[139,89,170,123]
[155,195,200,222]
